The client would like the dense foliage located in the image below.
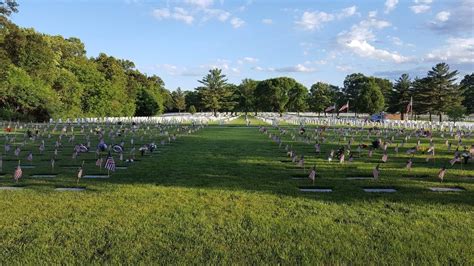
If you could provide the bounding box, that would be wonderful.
[0,2,472,121]
[0,7,165,121]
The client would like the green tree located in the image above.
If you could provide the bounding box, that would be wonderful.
[172,87,186,113]
[388,74,412,120]
[237,78,258,115]
[0,65,58,121]
[220,83,239,114]
[358,79,385,114]
[185,90,203,112]
[161,88,174,112]
[287,82,308,113]
[426,63,460,122]
[0,0,18,17]
[188,105,196,115]
[198,68,230,116]
[373,77,392,107]
[460,73,474,114]
[342,73,367,112]
[308,82,338,115]
[446,104,466,125]
[255,77,306,116]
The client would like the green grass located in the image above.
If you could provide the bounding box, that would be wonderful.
[0,116,473,264]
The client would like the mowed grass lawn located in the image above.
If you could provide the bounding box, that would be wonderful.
[0,117,473,264]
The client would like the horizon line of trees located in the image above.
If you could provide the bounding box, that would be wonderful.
[180,65,472,122]
[1,1,473,122]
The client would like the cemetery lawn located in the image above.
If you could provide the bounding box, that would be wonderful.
[1,116,473,264]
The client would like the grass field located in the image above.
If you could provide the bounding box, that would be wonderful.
[0,116,473,264]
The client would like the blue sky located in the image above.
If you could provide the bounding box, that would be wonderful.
[11,0,474,90]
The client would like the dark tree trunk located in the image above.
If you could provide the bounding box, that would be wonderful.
[438,112,442,122]
[401,112,405,120]
[429,112,432,121]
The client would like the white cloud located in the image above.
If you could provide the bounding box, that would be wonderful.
[252,64,316,73]
[243,57,258,63]
[426,37,474,63]
[427,0,473,35]
[410,5,430,13]
[153,8,171,19]
[262,18,273,24]
[336,65,353,72]
[337,18,411,63]
[185,0,214,8]
[152,7,194,24]
[296,11,334,30]
[230,17,245,28]
[172,7,194,24]
[203,8,231,22]
[295,6,357,31]
[338,6,357,19]
[384,0,399,13]
[435,11,450,22]
[390,36,404,46]
[275,64,316,73]
[368,10,378,18]
[414,0,432,3]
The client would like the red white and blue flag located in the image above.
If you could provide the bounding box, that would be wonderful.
[104,153,116,172]
[325,104,336,112]
[338,101,349,112]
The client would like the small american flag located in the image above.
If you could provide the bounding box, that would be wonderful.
[373,164,380,179]
[14,165,22,182]
[14,147,20,157]
[308,167,316,181]
[406,159,412,170]
[339,153,345,164]
[438,167,446,182]
[27,152,33,161]
[449,156,460,166]
[381,153,388,163]
[104,153,116,172]
[77,166,83,179]
[96,158,102,167]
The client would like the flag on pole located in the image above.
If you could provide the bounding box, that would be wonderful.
[77,166,83,179]
[381,153,388,163]
[308,166,316,182]
[96,157,103,167]
[325,104,336,112]
[14,163,22,182]
[77,161,84,183]
[104,153,116,172]
[406,96,413,114]
[406,158,412,170]
[438,166,446,182]
[373,164,380,180]
[27,152,33,162]
[338,101,349,112]
[51,158,55,170]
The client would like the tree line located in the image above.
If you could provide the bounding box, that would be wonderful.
[1,1,473,122]
[188,66,473,122]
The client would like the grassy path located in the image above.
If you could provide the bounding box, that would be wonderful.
[0,119,473,264]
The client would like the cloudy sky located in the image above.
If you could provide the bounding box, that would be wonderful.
[12,0,474,90]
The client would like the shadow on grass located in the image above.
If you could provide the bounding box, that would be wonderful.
[2,127,473,207]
